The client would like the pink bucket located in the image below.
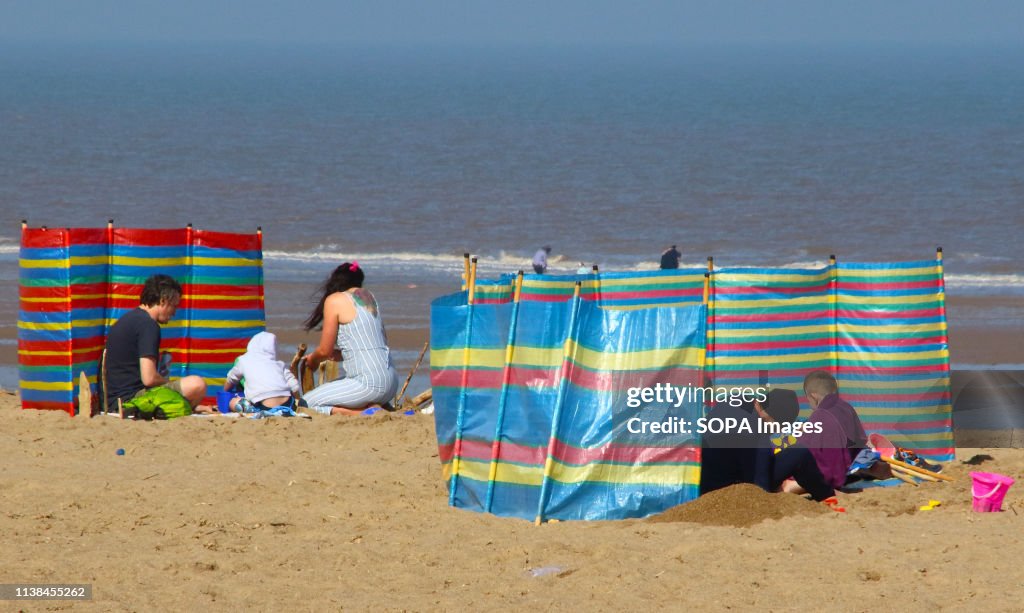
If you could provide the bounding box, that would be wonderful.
[970,471,1015,512]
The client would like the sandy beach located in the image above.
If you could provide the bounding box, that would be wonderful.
[1,390,1022,611]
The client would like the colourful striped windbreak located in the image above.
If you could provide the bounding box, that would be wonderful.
[432,286,707,521]
[431,257,954,520]
[834,262,953,460]
[707,261,953,461]
[18,226,265,414]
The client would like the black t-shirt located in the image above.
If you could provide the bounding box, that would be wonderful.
[104,307,161,407]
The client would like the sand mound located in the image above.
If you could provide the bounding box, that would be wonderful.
[647,483,829,527]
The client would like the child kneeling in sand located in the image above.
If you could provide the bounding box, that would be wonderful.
[224,331,301,412]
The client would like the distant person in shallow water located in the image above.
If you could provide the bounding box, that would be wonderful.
[533,245,551,274]
[660,245,681,270]
[302,262,399,415]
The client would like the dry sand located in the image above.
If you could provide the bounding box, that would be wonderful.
[1,390,1023,611]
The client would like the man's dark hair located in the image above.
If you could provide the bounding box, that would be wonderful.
[140,274,182,307]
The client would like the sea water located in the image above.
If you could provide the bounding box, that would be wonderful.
[2,42,1023,389]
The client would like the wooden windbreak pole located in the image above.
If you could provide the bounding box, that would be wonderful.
[936,246,951,380]
[699,272,711,387]
[935,247,954,435]
[702,266,710,304]
[591,264,601,306]
[448,256,478,507]
[104,219,113,337]
[468,257,478,302]
[462,252,471,291]
[705,257,715,385]
[484,270,524,513]
[830,254,838,377]
[257,226,266,324]
[100,219,114,414]
[535,280,583,525]
[61,227,74,416]
[20,220,26,408]
[183,223,194,380]
[100,349,110,415]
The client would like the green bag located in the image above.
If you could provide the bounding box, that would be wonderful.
[123,386,192,420]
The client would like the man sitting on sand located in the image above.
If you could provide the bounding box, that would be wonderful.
[796,370,869,490]
[104,274,214,413]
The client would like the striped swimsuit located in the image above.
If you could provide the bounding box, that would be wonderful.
[303,293,399,413]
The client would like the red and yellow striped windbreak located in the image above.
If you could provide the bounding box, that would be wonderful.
[19,225,265,414]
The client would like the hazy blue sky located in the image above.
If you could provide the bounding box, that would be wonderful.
[1,1,1022,45]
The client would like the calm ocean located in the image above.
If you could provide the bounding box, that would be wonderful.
[2,42,1022,387]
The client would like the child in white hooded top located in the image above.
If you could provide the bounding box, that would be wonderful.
[224,331,301,411]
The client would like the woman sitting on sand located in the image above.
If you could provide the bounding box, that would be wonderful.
[301,262,399,415]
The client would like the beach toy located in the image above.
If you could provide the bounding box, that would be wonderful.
[362,407,380,416]
[871,433,943,473]
[403,409,416,416]
[216,390,244,414]
[822,496,846,513]
[970,472,1015,512]
[116,448,125,456]
[868,433,896,457]
[870,433,951,482]
[918,499,941,511]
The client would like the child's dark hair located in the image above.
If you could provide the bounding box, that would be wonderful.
[140,274,182,307]
[303,262,365,331]
[763,388,800,424]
